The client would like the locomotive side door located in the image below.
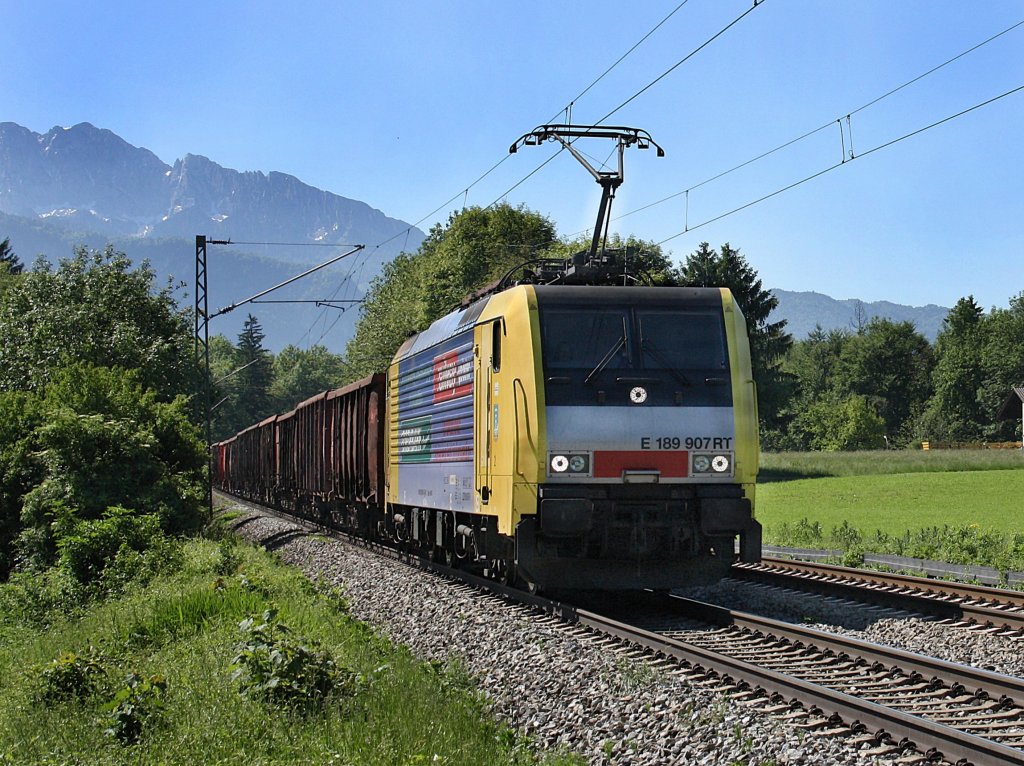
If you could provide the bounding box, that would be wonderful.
[474,319,500,508]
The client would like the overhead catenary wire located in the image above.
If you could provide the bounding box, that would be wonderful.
[372,3,699,231]
[544,0,693,125]
[222,240,362,247]
[607,16,1024,228]
[656,82,1024,245]
[295,2,724,346]
[212,244,364,318]
[596,1,765,125]
[297,6,1018,349]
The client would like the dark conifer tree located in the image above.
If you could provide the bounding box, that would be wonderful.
[234,314,274,426]
[677,242,794,435]
[0,238,23,275]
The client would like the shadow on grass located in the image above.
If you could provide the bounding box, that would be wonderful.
[758,467,829,483]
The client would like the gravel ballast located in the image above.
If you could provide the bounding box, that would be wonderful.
[227,506,917,766]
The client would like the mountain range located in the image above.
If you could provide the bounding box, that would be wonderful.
[0,121,948,351]
[0,121,425,350]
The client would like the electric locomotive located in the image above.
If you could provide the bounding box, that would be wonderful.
[386,275,760,590]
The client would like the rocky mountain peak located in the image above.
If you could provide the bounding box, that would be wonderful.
[0,122,421,255]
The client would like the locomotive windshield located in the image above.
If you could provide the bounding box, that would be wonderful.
[540,305,732,407]
[637,310,727,371]
[543,309,630,372]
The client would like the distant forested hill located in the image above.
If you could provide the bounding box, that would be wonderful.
[770,289,949,341]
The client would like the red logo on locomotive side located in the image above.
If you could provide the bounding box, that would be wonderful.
[433,350,473,402]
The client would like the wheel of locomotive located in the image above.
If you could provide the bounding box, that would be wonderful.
[511,568,539,594]
[491,558,514,586]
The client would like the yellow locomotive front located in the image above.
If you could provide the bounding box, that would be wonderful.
[481,285,760,589]
[386,282,760,591]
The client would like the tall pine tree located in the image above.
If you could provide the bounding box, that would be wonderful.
[0,238,22,275]
[677,242,793,435]
[234,314,274,427]
[920,296,988,441]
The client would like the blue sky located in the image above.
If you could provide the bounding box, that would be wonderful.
[3,0,1022,311]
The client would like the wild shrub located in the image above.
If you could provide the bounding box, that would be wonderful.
[0,566,87,627]
[230,608,356,710]
[213,537,243,576]
[770,518,825,548]
[56,506,182,589]
[103,672,168,745]
[770,517,1024,573]
[14,362,206,570]
[35,650,107,703]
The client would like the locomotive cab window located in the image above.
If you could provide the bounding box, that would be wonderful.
[539,304,732,407]
[541,309,630,371]
[491,320,501,372]
[637,310,727,371]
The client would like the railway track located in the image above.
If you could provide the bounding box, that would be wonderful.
[589,591,1024,766]
[219,493,1024,765]
[731,558,1024,634]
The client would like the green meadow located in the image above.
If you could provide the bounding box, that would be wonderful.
[756,450,1024,569]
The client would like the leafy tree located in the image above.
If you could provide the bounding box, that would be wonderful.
[233,314,275,427]
[17,363,205,570]
[918,296,988,441]
[676,242,794,432]
[0,245,198,403]
[777,326,850,449]
[0,238,22,275]
[979,293,1024,440]
[344,253,429,381]
[271,344,347,410]
[345,203,558,380]
[207,334,248,441]
[417,203,558,320]
[0,245,206,577]
[783,325,849,404]
[791,394,886,451]
[834,318,933,443]
[0,391,44,577]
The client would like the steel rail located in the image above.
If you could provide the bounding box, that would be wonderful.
[732,559,1024,631]
[658,593,1024,709]
[759,557,1024,608]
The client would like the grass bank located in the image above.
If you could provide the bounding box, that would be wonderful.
[760,448,1023,481]
[0,531,580,766]
[756,450,1024,570]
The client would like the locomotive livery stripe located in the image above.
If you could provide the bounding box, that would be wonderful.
[593,450,689,478]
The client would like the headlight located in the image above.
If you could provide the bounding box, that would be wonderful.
[568,454,588,473]
[549,453,590,475]
[693,453,732,475]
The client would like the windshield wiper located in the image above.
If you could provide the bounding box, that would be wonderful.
[583,334,626,386]
[640,336,691,387]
